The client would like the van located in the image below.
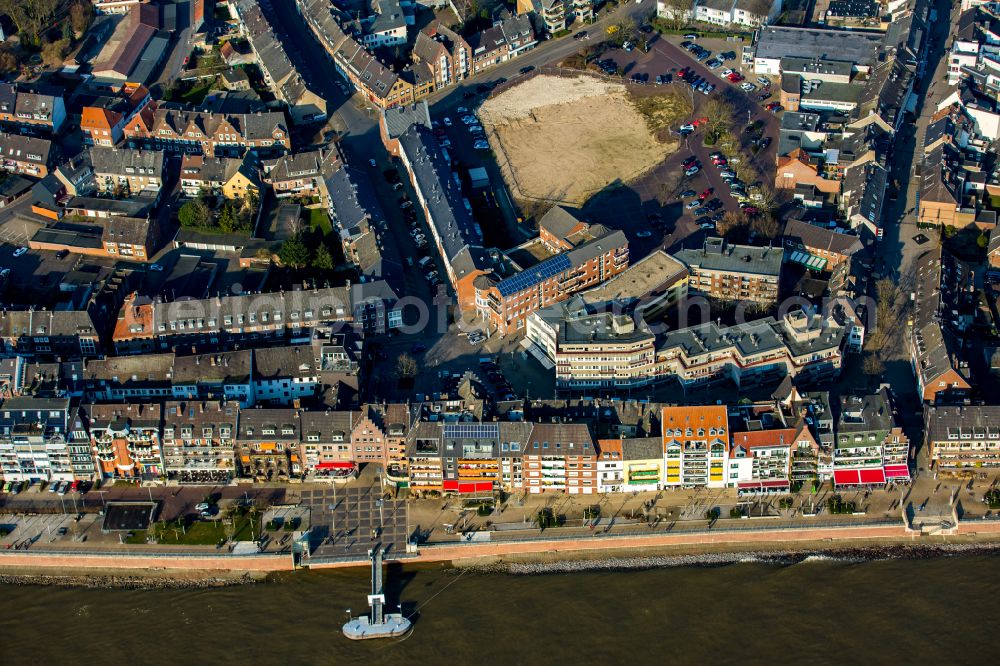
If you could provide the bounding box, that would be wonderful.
[418,256,432,268]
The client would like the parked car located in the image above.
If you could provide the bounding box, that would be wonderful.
[699,188,713,200]
[12,246,27,257]
[721,69,733,77]
[686,200,701,209]
[766,102,783,113]
[695,216,712,226]
[758,137,771,150]
[443,117,452,126]
[679,123,695,132]
[757,76,770,85]
[685,165,700,176]
[520,65,535,74]
[684,33,699,39]
[636,230,653,238]
[680,189,697,198]
[474,140,490,150]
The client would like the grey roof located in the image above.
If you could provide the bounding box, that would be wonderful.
[754,26,884,66]
[172,350,253,384]
[65,196,151,217]
[397,124,485,266]
[621,436,662,461]
[83,353,175,384]
[526,422,596,457]
[369,0,407,34]
[300,409,360,440]
[837,387,893,439]
[237,408,300,441]
[253,345,320,380]
[800,80,864,105]
[674,238,783,277]
[925,405,1000,442]
[129,33,170,85]
[180,153,256,186]
[0,133,52,167]
[0,309,99,339]
[89,147,164,179]
[539,206,584,241]
[263,149,335,182]
[381,102,432,139]
[83,402,161,429]
[325,162,386,233]
[163,400,238,433]
[783,218,863,256]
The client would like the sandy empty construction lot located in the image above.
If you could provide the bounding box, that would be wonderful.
[480,74,681,207]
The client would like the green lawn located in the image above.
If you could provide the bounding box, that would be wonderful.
[170,77,218,105]
[307,208,333,237]
[146,515,259,546]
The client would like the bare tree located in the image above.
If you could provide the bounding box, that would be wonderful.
[751,214,780,241]
[703,98,734,140]
[396,353,418,380]
[716,211,749,238]
[0,0,58,44]
[657,0,694,30]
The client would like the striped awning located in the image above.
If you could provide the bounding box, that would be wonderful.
[789,250,828,271]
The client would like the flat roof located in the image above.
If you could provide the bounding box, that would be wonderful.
[101,502,157,532]
[580,250,687,306]
[754,26,884,66]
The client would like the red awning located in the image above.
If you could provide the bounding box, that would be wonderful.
[859,468,886,484]
[738,481,762,490]
[315,462,355,469]
[456,481,493,493]
[833,469,860,486]
[884,464,910,479]
[442,480,459,491]
[761,479,789,488]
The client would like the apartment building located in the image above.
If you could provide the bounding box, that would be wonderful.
[161,401,238,484]
[782,218,864,271]
[477,230,630,335]
[179,153,261,199]
[728,428,795,493]
[300,410,359,476]
[673,238,782,305]
[80,83,155,146]
[297,0,418,110]
[924,404,1000,475]
[0,309,103,358]
[381,104,495,310]
[909,248,973,404]
[0,133,54,178]
[411,23,472,89]
[0,83,67,133]
[30,215,157,263]
[522,423,597,494]
[690,0,781,27]
[236,408,302,481]
[89,147,164,196]
[122,108,291,157]
[83,403,163,481]
[596,438,624,493]
[234,0,327,124]
[262,148,339,199]
[620,437,665,490]
[110,285,358,355]
[528,304,657,390]
[833,388,910,486]
[0,397,76,482]
[516,0,593,33]
[662,405,730,488]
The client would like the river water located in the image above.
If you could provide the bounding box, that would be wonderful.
[1,555,996,664]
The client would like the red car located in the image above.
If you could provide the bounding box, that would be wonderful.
[766,102,783,113]
[742,206,759,214]
[699,188,713,200]
[70,480,79,492]
[712,157,727,166]
[727,72,743,83]
[683,155,698,167]
[678,67,688,78]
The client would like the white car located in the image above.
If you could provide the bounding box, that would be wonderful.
[721,69,733,77]
[473,140,490,150]
[443,117,452,126]
[150,263,164,271]
[456,106,468,113]
[679,123,695,132]
[636,231,653,238]
[369,158,377,167]
[741,82,757,92]
[13,246,27,257]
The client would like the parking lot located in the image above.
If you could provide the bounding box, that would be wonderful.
[569,36,780,253]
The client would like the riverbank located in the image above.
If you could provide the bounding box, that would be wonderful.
[461,541,1000,575]
[0,565,268,589]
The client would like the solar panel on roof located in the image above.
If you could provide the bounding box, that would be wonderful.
[496,254,571,297]
[443,423,499,439]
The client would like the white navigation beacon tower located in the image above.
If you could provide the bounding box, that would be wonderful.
[342,547,411,640]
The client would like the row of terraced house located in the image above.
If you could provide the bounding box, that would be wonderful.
[0,387,910,491]
[296,0,539,110]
